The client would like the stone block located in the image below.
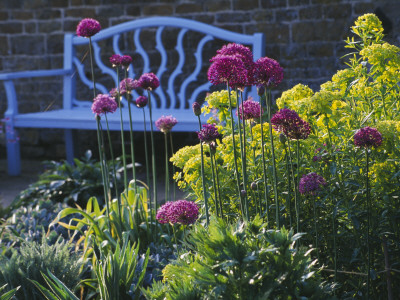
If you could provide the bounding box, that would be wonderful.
[260,0,287,9]
[97,5,125,18]
[24,22,37,33]
[176,3,203,14]
[276,9,299,22]
[0,36,9,55]
[280,43,307,60]
[292,20,347,42]
[323,3,352,19]
[36,9,61,19]
[2,0,24,9]
[311,0,341,4]
[10,35,45,55]
[353,2,375,14]
[256,22,290,43]
[306,42,334,57]
[11,10,33,20]
[232,0,260,11]
[0,22,23,34]
[216,12,251,23]
[65,8,96,18]
[143,4,174,16]
[288,0,310,6]
[204,0,231,12]
[189,14,215,24]
[253,10,274,22]
[47,34,65,53]
[126,5,142,17]
[299,5,322,20]
[38,21,62,33]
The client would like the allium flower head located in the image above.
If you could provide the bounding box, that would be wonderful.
[120,55,132,69]
[271,108,311,140]
[109,54,121,67]
[76,18,101,38]
[91,94,117,116]
[299,172,327,196]
[236,98,263,120]
[354,126,383,148]
[168,200,199,225]
[135,96,148,108]
[156,201,175,224]
[120,78,138,95]
[208,54,248,89]
[254,56,284,88]
[155,115,178,133]
[192,102,202,116]
[197,123,221,144]
[109,88,118,98]
[138,72,160,90]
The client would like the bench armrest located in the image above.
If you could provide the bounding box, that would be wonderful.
[0,69,71,81]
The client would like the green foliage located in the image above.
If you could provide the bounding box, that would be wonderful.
[11,150,123,209]
[144,217,336,299]
[30,270,79,300]
[0,284,19,300]
[0,235,83,300]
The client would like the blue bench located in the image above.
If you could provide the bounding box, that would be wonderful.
[1,17,265,175]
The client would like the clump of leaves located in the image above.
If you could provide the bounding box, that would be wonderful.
[11,150,123,209]
[143,217,336,299]
[0,235,84,300]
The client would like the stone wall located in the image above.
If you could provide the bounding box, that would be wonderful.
[0,0,399,160]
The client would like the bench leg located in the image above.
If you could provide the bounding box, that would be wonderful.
[5,121,21,176]
[65,129,74,164]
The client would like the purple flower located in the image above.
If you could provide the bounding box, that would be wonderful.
[254,56,284,88]
[299,172,326,196]
[135,96,148,108]
[138,72,160,90]
[156,201,175,224]
[155,115,178,133]
[208,54,248,89]
[168,200,199,225]
[91,94,117,116]
[109,54,121,67]
[271,108,311,140]
[192,102,201,116]
[354,126,383,148]
[120,78,139,95]
[197,123,221,144]
[109,88,118,98]
[120,55,132,69]
[236,98,263,120]
[76,18,101,38]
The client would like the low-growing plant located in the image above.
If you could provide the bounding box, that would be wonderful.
[0,235,84,300]
[0,284,19,300]
[144,217,336,299]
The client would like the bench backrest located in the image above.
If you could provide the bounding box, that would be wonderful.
[63,17,265,111]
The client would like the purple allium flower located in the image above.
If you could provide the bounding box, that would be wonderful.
[155,115,178,133]
[156,201,175,224]
[354,126,383,148]
[138,72,160,90]
[76,18,101,38]
[208,54,248,89]
[299,172,327,196]
[197,123,221,144]
[120,55,132,69]
[168,200,199,225]
[91,94,117,116]
[109,88,118,98]
[236,98,263,120]
[109,54,121,67]
[271,108,311,140]
[135,96,148,108]
[192,102,202,116]
[120,78,139,95]
[254,56,284,88]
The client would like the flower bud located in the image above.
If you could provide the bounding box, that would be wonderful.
[209,141,217,154]
[240,190,246,197]
[257,85,265,96]
[251,182,257,191]
[192,102,201,116]
[279,133,287,144]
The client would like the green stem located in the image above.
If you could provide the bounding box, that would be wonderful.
[127,93,137,192]
[116,70,128,191]
[250,126,263,215]
[313,194,319,262]
[209,144,219,217]
[147,90,158,233]
[332,199,337,285]
[239,91,249,220]
[296,140,301,234]
[288,141,299,234]
[266,88,279,228]
[88,38,96,98]
[214,152,224,220]
[285,144,292,228]
[259,94,270,222]
[198,116,210,225]
[164,133,169,203]
[142,108,151,201]
[170,133,176,200]
[227,83,245,219]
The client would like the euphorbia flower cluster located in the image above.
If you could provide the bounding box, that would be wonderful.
[156,200,199,225]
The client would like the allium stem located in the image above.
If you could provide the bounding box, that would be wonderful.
[296,139,301,235]
[332,199,338,285]
[284,144,292,228]
[266,88,280,228]
[209,144,219,217]
[88,38,97,98]
[287,140,299,234]
[116,69,128,190]
[147,90,158,228]
[366,149,371,299]
[214,154,224,220]
[250,126,263,215]
[164,133,169,203]
[227,83,245,219]
[238,91,249,220]
[198,116,210,226]
[312,194,320,262]
[126,92,137,192]
[142,108,151,199]
[258,94,270,223]
[170,133,176,200]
